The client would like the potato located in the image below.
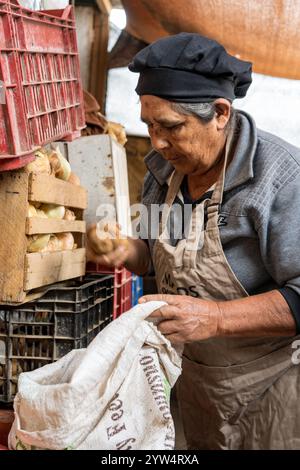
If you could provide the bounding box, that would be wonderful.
[87,224,129,255]
[87,226,114,255]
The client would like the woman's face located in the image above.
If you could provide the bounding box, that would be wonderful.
[140,95,230,175]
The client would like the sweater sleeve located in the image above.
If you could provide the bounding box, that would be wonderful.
[278,287,300,333]
[257,174,300,331]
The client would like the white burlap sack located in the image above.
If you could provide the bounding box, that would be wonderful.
[9,301,182,450]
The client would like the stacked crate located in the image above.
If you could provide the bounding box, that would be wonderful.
[0,0,85,171]
[114,268,132,318]
[0,0,88,302]
[0,274,114,402]
[0,1,120,412]
[0,167,87,303]
[86,264,132,319]
[65,132,133,319]
[0,2,127,409]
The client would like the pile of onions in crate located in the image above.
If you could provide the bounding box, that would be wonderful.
[26,147,80,255]
[0,146,87,304]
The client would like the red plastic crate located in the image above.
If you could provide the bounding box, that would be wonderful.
[0,410,13,449]
[114,275,132,319]
[0,0,85,170]
[86,263,132,319]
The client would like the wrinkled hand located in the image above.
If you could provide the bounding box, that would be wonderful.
[138,294,220,344]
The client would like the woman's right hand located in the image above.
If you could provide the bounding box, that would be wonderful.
[86,223,152,275]
[86,223,130,268]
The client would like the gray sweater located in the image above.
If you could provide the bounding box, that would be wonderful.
[141,111,300,303]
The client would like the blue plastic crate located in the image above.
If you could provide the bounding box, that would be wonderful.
[131,275,143,307]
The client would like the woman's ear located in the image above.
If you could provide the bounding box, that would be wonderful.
[213,99,232,130]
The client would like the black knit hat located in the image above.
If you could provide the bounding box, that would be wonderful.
[128,33,252,102]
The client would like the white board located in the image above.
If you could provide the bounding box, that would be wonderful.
[57,135,132,237]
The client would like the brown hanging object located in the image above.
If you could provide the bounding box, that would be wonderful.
[83,90,107,130]
[121,0,300,80]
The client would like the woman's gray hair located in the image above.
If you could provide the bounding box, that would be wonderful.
[170,102,216,122]
[170,101,236,132]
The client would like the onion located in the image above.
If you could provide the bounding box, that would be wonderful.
[12,360,22,377]
[36,209,48,219]
[68,172,81,186]
[31,201,42,209]
[48,147,71,181]
[49,236,62,252]
[27,234,51,253]
[28,204,37,218]
[35,312,48,322]
[40,235,62,253]
[57,233,75,250]
[26,149,51,175]
[106,121,127,146]
[63,209,76,221]
[41,204,65,219]
[48,153,61,176]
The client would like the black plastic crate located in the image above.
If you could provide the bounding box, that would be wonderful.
[0,274,114,403]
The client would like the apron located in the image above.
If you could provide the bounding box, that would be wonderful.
[152,132,300,450]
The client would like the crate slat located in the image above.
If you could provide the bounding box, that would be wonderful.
[28,174,88,209]
[26,218,86,235]
[24,248,86,291]
[0,170,28,303]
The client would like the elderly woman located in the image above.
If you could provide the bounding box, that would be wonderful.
[87,33,300,450]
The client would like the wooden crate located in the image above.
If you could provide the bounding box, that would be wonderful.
[0,168,88,304]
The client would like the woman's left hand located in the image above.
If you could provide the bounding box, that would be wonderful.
[138,294,220,344]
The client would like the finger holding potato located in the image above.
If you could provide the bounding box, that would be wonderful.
[86,222,130,267]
